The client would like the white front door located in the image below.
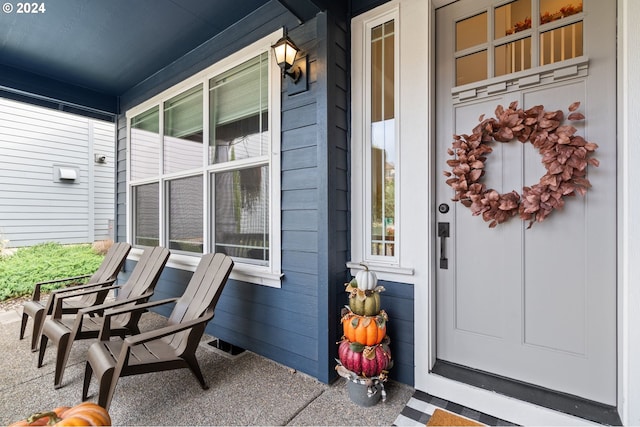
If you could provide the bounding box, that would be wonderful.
[435,0,616,405]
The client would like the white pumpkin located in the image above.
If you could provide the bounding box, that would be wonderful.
[355,266,377,291]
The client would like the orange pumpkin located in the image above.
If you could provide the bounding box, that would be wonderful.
[9,403,111,427]
[342,310,387,346]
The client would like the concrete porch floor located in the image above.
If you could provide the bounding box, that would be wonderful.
[0,305,414,426]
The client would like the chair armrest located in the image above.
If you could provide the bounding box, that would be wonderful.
[123,313,213,347]
[49,278,116,294]
[99,298,178,340]
[31,274,93,301]
[51,284,120,318]
[103,297,178,318]
[78,292,152,317]
[40,278,116,316]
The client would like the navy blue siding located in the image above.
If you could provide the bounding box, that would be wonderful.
[115,0,415,387]
[115,2,346,383]
[378,281,414,385]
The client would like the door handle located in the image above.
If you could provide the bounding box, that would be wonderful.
[438,222,450,269]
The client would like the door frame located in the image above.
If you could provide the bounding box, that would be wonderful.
[414,0,634,425]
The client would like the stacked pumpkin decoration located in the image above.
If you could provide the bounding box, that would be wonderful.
[336,266,392,406]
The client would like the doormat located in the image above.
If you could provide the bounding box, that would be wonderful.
[392,390,516,426]
[427,408,484,426]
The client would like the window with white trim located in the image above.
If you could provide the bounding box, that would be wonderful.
[128,32,282,287]
[351,7,400,269]
[369,18,397,259]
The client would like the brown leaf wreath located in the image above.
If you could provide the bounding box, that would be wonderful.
[444,101,599,228]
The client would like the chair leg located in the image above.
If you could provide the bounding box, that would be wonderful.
[19,313,28,340]
[98,367,118,411]
[30,308,45,352]
[82,362,93,401]
[85,342,121,411]
[37,334,49,368]
[19,305,46,352]
[184,355,208,390]
[84,359,116,409]
[53,331,72,389]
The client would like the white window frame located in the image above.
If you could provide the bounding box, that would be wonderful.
[126,30,283,288]
[350,4,415,280]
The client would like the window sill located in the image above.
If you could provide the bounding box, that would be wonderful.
[128,248,283,288]
[346,261,414,283]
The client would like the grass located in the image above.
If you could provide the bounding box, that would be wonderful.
[0,242,105,301]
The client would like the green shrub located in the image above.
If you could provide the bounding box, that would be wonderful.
[0,242,105,301]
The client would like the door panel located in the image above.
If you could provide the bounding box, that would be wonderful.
[436,0,616,405]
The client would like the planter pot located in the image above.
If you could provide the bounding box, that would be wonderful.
[347,378,385,407]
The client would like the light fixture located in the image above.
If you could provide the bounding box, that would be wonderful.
[272,33,302,83]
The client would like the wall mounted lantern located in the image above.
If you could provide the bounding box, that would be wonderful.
[272,32,308,95]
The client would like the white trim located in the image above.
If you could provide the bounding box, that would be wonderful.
[351,4,400,269]
[126,29,283,288]
[346,261,414,279]
[351,1,430,286]
[618,1,640,425]
[127,248,283,288]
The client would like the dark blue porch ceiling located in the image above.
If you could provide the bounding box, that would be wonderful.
[0,0,329,116]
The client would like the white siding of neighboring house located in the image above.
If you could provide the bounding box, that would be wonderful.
[0,97,115,247]
[92,120,116,241]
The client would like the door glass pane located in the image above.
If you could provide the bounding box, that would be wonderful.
[495,0,532,38]
[214,166,269,264]
[456,12,487,51]
[540,21,583,65]
[130,107,159,181]
[133,183,159,247]
[495,37,532,76]
[164,85,203,174]
[370,20,395,257]
[167,175,203,253]
[456,50,488,86]
[540,0,582,24]
[209,53,268,164]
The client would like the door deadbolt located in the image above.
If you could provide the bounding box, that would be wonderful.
[438,203,450,214]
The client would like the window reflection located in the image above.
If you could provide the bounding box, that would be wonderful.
[167,176,203,253]
[163,85,203,174]
[456,12,487,51]
[540,0,582,24]
[454,1,583,86]
[209,54,268,165]
[133,183,159,247]
[456,50,488,86]
[495,37,532,76]
[130,107,159,181]
[214,166,269,264]
[495,0,532,38]
[540,22,583,65]
[370,20,395,257]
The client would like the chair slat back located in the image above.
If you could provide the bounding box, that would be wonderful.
[166,253,233,349]
[117,247,170,301]
[87,242,132,284]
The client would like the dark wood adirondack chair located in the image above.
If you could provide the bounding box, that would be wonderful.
[82,252,234,410]
[20,242,132,352]
[38,246,170,389]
